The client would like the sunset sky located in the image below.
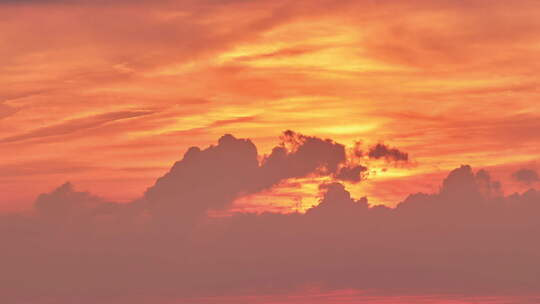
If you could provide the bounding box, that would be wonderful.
[3,0,539,212]
[2,1,540,303]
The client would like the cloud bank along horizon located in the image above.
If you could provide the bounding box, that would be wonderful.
[2,131,540,303]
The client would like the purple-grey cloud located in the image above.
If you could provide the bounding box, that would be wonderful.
[1,133,539,304]
[368,143,409,162]
[143,130,346,223]
[334,164,368,183]
[512,168,539,185]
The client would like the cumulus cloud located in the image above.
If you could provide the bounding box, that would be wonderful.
[368,143,409,162]
[1,133,540,303]
[512,168,539,185]
[142,130,346,223]
[35,182,105,219]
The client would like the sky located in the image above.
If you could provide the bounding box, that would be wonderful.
[1,0,540,303]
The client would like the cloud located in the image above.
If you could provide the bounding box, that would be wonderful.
[334,164,368,183]
[0,102,18,120]
[512,168,540,185]
[368,143,409,162]
[233,45,329,62]
[142,130,346,223]
[440,165,502,199]
[209,116,259,127]
[305,182,369,216]
[0,160,94,177]
[34,182,110,221]
[1,132,540,303]
[260,130,346,182]
[0,110,155,144]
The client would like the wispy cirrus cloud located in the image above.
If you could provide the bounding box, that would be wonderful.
[0,110,155,144]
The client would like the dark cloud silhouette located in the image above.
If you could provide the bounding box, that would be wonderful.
[1,133,540,303]
[512,168,539,185]
[352,141,363,158]
[262,130,346,181]
[35,182,106,219]
[142,130,346,223]
[368,143,409,162]
[334,164,368,183]
[305,182,369,217]
[438,166,502,201]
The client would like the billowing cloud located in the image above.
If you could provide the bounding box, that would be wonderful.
[512,168,539,185]
[143,130,346,222]
[368,143,409,162]
[34,182,110,221]
[1,133,539,303]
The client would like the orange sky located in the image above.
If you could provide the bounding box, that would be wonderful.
[2,0,540,212]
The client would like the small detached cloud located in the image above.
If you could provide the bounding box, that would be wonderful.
[512,168,540,185]
[368,143,409,162]
[334,164,368,183]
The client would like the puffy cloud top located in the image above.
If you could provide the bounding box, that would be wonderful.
[143,131,347,223]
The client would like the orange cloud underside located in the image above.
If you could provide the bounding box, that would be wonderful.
[1,0,540,212]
